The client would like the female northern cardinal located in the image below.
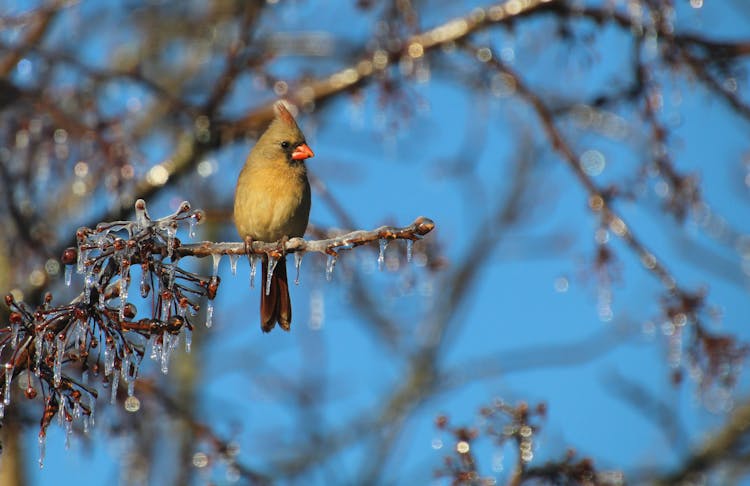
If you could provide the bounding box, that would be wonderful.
[233,101,314,332]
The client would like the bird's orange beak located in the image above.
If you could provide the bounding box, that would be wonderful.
[292,143,314,160]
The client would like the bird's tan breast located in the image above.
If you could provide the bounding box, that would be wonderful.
[234,161,311,242]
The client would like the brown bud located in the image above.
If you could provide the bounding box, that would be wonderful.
[207,276,220,300]
[4,294,13,307]
[435,415,448,429]
[25,386,37,399]
[123,303,137,319]
[61,247,77,265]
[9,311,22,324]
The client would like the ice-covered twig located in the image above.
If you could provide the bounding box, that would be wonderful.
[173,216,435,259]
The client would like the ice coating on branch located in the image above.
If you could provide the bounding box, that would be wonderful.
[140,264,150,298]
[378,239,388,271]
[134,198,150,232]
[249,255,257,289]
[53,336,64,388]
[326,254,337,281]
[294,251,303,285]
[266,256,278,296]
[64,265,72,286]
[165,222,177,259]
[4,363,12,406]
[160,332,179,373]
[229,254,239,275]
[206,301,214,328]
[83,271,94,304]
[10,322,18,349]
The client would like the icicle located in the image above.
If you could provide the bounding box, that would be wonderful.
[140,265,150,298]
[83,270,94,304]
[110,372,119,404]
[149,335,161,362]
[0,402,5,420]
[265,256,278,296]
[406,240,414,263]
[104,343,115,377]
[34,330,43,373]
[38,433,46,469]
[10,322,18,349]
[249,255,257,289]
[188,216,197,239]
[229,254,239,275]
[165,223,177,259]
[64,417,73,450]
[206,301,214,328]
[64,265,73,286]
[3,363,12,405]
[82,370,89,385]
[76,245,86,274]
[53,338,64,388]
[119,282,129,321]
[326,254,337,281]
[211,253,222,277]
[184,327,192,353]
[166,263,175,290]
[294,251,303,285]
[87,397,96,430]
[160,297,170,321]
[378,239,388,271]
[73,400,82,420]
[160,332,173,374]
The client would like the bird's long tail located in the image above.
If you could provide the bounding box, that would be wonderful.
[260,255,291,332]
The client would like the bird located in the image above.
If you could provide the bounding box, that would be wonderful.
[233,101,314,332]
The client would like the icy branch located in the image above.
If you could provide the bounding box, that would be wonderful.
[173,216,435,259]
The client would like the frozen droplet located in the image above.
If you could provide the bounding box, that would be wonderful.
[249,255,257,289]
[211,253,222,277]
[38,433,46,469]
[64,265,72,286]
[110,372,119,404]
[266,256,278,296]
[229,254,239,275]
[378,239,388,271]
[119,281,129,321]
[406,240,414,263]
[294,251,303,285]
[326,254,337,281]
[104,343,116,377]
[206,301,214,328]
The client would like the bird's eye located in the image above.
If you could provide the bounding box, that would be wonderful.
[280,141,290,149]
